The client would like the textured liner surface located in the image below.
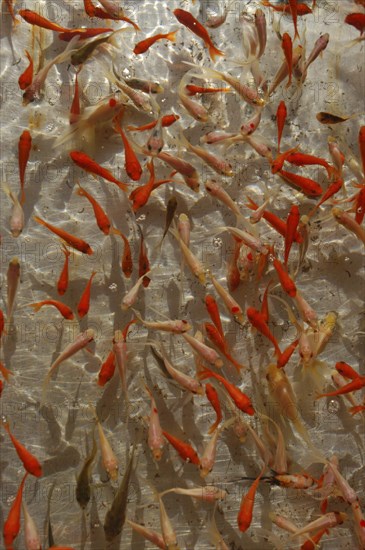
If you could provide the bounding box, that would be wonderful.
[0,0,364,549]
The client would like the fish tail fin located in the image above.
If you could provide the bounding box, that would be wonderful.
[167,30,178,42]
[28,302,42,312]
[208,44,225,63]
[197,367,214,381]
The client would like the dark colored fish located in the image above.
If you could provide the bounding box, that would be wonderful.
[76,430,97,509]
[103,442,136,542]
[316,112,352,124]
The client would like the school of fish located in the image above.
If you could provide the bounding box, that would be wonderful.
[0,0,364,549]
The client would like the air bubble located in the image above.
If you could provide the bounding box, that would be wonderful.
[213,237,222,248]
[109,283,117,292]
[327,399,339,414]
[136,214,146,222]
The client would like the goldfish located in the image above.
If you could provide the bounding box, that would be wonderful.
[70,32,115,67]
[267,45,303,96]
[70,69,81,125]
[237,465,266,532]
[205,383,222,434]
[70,151,128,191]
[41,329,95,404]
[113,115,142,181]
[198,368,255,415]
[204,180,242,218]
[200,418,234,478]
[285,151,333,176]
[145,385,165,461]
[2,420,42,477]
[28,299,74,320]
[317,376,365,399]
[76,183,110,235]
[97,350,115,387]
[281,33,293,87]
[111,227,133,278]
[18,130,32,205]
[77,271,96,318]
[3,472,28,550]
[335,362,360,380]
[271,146,299,173]
[278,169,323,196]
[272,257,297,297]
[162,430,200,465]
[7,257,20,320]
[284,205,300,264]
[247,307,282,358]
[276,100,287,153]
[84,0,139,29]
[157,493,180,550]
[301,33,330,80]
[127,114,179,132]
[57,245,71,296]
[18,51,33,91]
[246,197,302,243]
[173,9,224,62]
[129,160,172,212]
[178,71,209,122]
[261,1,312,16]
[161,485,226,502]
[345,13,365,34]
[205,323,245,372]
[103,441,136,541]
[205,294,224,338]
[309,177,343,218]
[34,216,93,255]
[58,27,114,41]
[134,30,177,54]
[19,8,68,32]
[113,323,136,395]
[76,430,97,509]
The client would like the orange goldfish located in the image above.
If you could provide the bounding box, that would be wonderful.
[173,9,224,61]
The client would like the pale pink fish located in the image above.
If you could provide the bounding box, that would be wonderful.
[214,225,269,255]
[209,273,244,325]
[121,270,152,310]
[204,180,241,218]
[293,290,318,328]
[331,371,360,409]
[255,8,267,58]
[328,137,345,175]
[93,408,119,480]
[240,108,262,136]
[157,151,200,192]
[267,45,303,96]
[178,71,209,122]
[158,494,179,550]
[180,133,233,177]
[269,512,298,534]
[153,344,204,395]
[99,0,124,17]
[351,500,365,550]
[199,418,234,478]
[113,329,128,394]
[328,461,358,505]
[290,511,347,539]
[182,332,223,368]
[200,131,238,145]
[145,385,165,461]
[23,37,79,105]
[22,501,42,550]
[161,486,227,502]
[332,207,365,245]
[244,135,272,159]
[133,310,191,334]
[170,227,206,285]
[127,520,166,550]
[177,213,190,247]
[185,62,265,107]
[244,422,273,466]
[302,33,329,80]
[41,329,94,405]
[2,183,24,237]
